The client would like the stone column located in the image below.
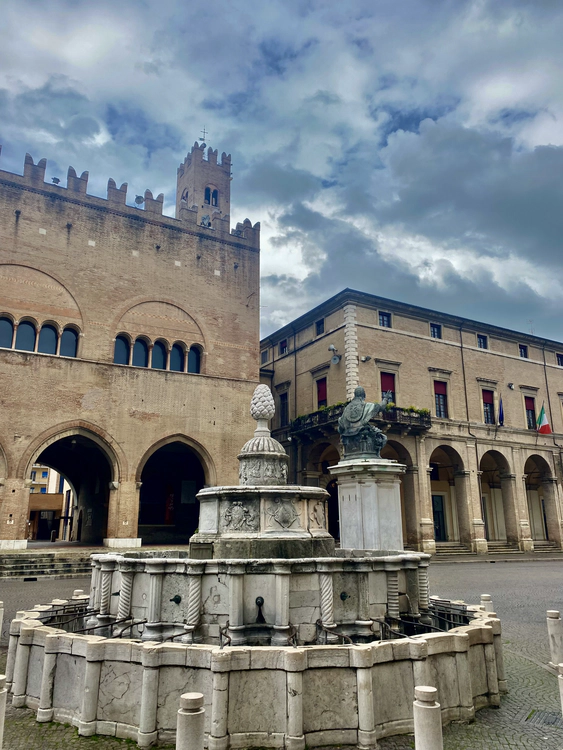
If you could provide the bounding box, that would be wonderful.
[116,562,136,622]
[354,564,373,640]
[453,470,473,549]
[5,619,22,690]
[285,650,306,750]
[208,651,230,750]
[385,560,401,625]
[177,693,205,750]
[413,686,443,750]
[404,466,421,549]
[137,650,160,747]
[498,473,520,546]
[541,478,561,546]
[484,637,501,707]
[0,674,6,750]
[416,437,435,555]
[36,634,59,722]
[0,477,29,549]
[78,641,104,736]
[547,611,563,668]
[453,633,474,721]
[490,618,507,694]
[464,448,488,553]
[318,565,338,644]
[182,563,205,644]
[103,480,142,547]
[351,646,376,750]
[271,564,291,646]
[227,564,246,646]
[141,560,166,642]
[0,601,3,646]
[11,625,34,707]
[418,559,431,625]
[96,556,116,635]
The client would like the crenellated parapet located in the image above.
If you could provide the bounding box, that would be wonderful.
[0,148,259,250]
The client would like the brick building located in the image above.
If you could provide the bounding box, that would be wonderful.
[0,142,260,549]
[260,289,563,554]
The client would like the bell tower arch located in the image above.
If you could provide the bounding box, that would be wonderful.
[176,142,232,225]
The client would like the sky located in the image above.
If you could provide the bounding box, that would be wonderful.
[1,0,563,339]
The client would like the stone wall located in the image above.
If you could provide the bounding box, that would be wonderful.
[6,602,505,748]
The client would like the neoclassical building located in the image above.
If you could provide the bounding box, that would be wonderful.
[0,142,260,549]
[260,289,563,554]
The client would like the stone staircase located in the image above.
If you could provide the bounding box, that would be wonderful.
[434,542,472,556]
[485,541,522,555]
[532,540,560,553]
[0,551,92,579]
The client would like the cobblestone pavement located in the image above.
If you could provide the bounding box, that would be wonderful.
[1,561,563,748]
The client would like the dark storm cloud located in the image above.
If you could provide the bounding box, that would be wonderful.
[3,0,563,339]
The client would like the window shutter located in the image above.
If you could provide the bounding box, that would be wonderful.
[317,378,327,403]
[482,390,494,404]
[434,380,447,395]
[381,372,395,393]
[525,396,535,411]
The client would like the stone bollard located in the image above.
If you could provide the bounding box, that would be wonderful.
[72,590,84,598]
[558,664,563,718]
[0,601,3,645]
[547,611,563,668]
[177,692,205,750]
[480,594,494,612]
[0,674,6,750]
[413,686,443,750]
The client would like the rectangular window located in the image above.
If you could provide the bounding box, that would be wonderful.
[315,319,325,336]
[434,380,448,418]
[525,396,536,429]
[380,372,396,404]
[519,344,528,359]
[279,392,289,427]
[29,487,35,493]
[260,349,268,365]
[557,353,563,367]
[30,471,36,481]
[477,334,488,349]
[316,377,328,409]
[430,323,442,339]
[40,487,47,494]
[41,471,48,478]
[379,312,391,328]
[279,339,288,356]
[482,389,495,424]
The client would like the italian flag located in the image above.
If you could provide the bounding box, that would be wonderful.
[537,403,552,434]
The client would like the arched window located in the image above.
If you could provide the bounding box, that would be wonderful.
[204,187,211,205]
[38,324,58,355]
[188,345,201,374]
[0,317,13,348]
[212,189,218,207]
[170,343,185,372]
[133,338,149,367]
[60,327,79,357]
[151,340,167,370]
[113,335,130,365]
[15,321,36,352]
[181,188,189,203]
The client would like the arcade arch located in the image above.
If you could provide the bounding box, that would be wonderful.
[26,429,117,544]
[524,454,560,544]
[428,445,471,546]
[137,438,211,545]
[479,450,517,545]
[381,440,416,548]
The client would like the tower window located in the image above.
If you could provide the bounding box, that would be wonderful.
[204,187,211,205]
[477,334,488,349]
[434,380,448,418]
[430,323,442,339]
[482,389,495,424]
[379,312,391,328]
[212,189,218,207]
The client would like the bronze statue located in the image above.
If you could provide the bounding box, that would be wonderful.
[338,386,389,458]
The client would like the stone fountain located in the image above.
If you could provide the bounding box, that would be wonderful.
[5,384,507,748]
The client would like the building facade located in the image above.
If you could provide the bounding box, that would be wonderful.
[0,142,260,549]
[260,289,563,554]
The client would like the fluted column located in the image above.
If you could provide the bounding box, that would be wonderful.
[385,560,401,627]
[418,558,431,625]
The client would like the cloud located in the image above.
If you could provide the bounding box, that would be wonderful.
[2,0,563,340]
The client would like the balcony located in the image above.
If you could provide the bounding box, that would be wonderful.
[284,404,431,441]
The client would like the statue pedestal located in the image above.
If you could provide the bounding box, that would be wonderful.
[330,458,406,551]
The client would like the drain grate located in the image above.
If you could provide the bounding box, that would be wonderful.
[525,710,563,728]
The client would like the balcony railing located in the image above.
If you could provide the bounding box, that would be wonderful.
[289,404,431,435]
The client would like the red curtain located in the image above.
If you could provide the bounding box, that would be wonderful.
[434,381,447,395]
[381,372,395,393]
[482,389,494,404]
